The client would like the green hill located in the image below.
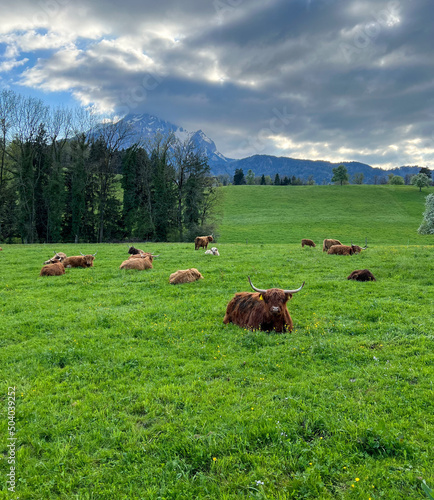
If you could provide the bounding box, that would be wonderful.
[218,185,431,245]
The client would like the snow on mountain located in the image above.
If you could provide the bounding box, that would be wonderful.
[118,113,233,169]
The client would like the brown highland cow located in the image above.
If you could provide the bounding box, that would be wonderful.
[322,239,342,252]
[128,245,145,255]
[44,251,67,265]
[223,276,305,333]
[301,239,316,248]
[169,268,204,284]
[63,253,96,268]
[194,235,213,250]
[40,262,65,276]
[327,244,358,255]
[347,269,376,281]
[120,255,154,270]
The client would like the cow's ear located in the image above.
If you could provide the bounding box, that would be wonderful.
[285,293,293,301]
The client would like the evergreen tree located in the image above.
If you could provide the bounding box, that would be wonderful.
[274,173,280,185]
[260,174,266,185]
[233,168,245,185]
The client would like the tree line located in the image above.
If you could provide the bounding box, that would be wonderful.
[0,90,220,244]
[229,165,432,187]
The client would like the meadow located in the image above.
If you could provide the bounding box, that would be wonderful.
[0,184,433,499]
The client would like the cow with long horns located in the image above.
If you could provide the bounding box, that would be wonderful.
[223,276,305,333]
[328,240,368,255]
[44,251,67,265]
[63,252,97,268]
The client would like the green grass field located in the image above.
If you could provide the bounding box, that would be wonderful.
[0,185,433,499]
[219,185,430,244]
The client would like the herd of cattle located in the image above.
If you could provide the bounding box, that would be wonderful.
[34,234,375,334]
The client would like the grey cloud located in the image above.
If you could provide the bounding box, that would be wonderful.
[1,0,433,167]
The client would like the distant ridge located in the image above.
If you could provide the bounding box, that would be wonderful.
[116,113,422,184]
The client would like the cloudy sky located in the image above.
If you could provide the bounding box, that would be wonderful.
[0,0,433,168]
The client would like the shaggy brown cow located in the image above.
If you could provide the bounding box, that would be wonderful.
[223,276,305,333]
[322,239,342,252]
[194,235,213,250]
[63,252,96,268]
[120,255,153,270]
[128,252,154,259]
[327,244,357,255]
[347,269,376,281]
[40,262,65,276]
[0,247,2,251]
[44,251,67,265]
[350,239,368,254]
[301,239,316,248]
[128,245,145,255]
[169,268,204,284]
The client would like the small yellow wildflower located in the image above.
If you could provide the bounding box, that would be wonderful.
[213,457,217,461]
[355,478,360,482]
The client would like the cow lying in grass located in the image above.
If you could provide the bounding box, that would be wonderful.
[63,253,96,268]
[128,245,145,255]
[128,252,155,259]
[44,251,67,265]
[223,276,305,333]
[347,269,376,281]
[204,247,219,256]
[120,255,154,270]
[169,268,204,284]
[328,240,368,255]
[327,244,358,255]
[40,262,65,276]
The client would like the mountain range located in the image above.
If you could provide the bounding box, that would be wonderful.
[118,113,422,184]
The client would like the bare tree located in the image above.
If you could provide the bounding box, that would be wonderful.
[92,117,133,242]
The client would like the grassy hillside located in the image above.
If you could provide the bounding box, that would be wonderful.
[218,185,431,244]
[0,186,433,499]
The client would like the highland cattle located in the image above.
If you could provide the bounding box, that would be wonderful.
[44,251,67,265]
[327,244,357,255]
[223,276,305,333]
[169,268,204,284]
[301,239,316,248]
[195,235,213,250]
[40,262,65,276]
[347,269,376,281]
[63,252,96,268]
[120,255,154,270]
[128,245,145,255]
[322,239,342,252]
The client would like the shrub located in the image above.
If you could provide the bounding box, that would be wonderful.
[418,193,434,234]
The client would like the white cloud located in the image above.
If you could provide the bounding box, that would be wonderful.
[0,58,29,73]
